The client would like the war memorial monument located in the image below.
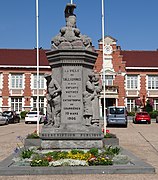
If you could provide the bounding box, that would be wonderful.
[40,3,104,149]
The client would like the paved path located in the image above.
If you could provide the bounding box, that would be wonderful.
[0,121,158,179]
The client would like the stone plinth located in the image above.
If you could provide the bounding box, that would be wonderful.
[41,140,103,149]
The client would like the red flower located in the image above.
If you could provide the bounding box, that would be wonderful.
[102,129,110,134]
[106,129,110,134]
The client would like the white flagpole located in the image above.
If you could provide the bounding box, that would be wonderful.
[102,0,106,135]
[71,0,73,4]
[36,0,40,135]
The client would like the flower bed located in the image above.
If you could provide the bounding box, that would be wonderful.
[13,146,130,167]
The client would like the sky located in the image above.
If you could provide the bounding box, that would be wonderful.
[0,0,158,50]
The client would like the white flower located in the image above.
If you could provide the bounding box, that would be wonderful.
[49,159,88,167]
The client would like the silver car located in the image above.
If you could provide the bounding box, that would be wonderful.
[0,112,9,125]
[106,106,128,127]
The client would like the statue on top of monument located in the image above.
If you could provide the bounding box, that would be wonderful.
[44,73,61,128]
[51,3,93,50]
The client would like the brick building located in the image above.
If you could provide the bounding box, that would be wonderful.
[0,49,51,114]
[0,36,158,116]
[97,36,158,116]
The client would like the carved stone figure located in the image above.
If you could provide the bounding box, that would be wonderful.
[44,73,61,128]
[83,90,95,126]
[86,72,102,126]
[51,3,92,50]
[92,74,102,125]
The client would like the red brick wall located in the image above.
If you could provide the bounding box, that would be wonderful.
[2,72,9,107]
[23,73,32,107]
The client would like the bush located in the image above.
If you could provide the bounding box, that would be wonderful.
[21,149,34,159]
[88,148,99,157]
[127,111,135,116]
[30,158,49,167]
[20,111,28,119]
[144,100,153,113]
[104,133,116,138]
[26,130,39,139]
[149,110,158,118]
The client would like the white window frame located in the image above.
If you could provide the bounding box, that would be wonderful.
[32,74,45,89]
[126,75,138,89]
[105,75,113,86]
[147,75,158,90]
[153,99,158,110]
[33,96,45,112]
[11,97,22,112]
[126,98,135,112]
[11,74,23,89]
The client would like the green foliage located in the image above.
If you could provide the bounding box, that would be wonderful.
[26,131,39,139]
[149,110,158,118]
[30,158,49,167]
[45,151,68,160]
[144,100,153,113]
[104,133,116,138]
[70,149,84,155]
[104,146,120,156]
[88,148,99,157]
[88,156,113,166]
[30,153,49,167]
[21,149,34,159]
[127,111,135,116]
[20,111,28,119]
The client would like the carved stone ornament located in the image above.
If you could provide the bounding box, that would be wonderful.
[51,3,93,50]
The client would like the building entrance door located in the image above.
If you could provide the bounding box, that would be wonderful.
[101,98,116,116]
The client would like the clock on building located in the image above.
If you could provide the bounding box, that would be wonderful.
[104,44,113,55]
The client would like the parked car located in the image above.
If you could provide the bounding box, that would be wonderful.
[2,111,20,123]
[106,106,128,127]
[0,112,9,125]
[134,112,151,124]
[25,111,44,124]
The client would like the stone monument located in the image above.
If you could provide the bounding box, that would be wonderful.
[40,3,104,149]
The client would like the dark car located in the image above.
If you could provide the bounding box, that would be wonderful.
[2,111,20,123]
[134,112,151,124]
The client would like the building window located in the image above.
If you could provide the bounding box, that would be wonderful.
[11,74,23,89]
[154,99,158,110]
[127,98,135,112]
[33,74,44,89]
[105,75,113,86]
[126,75,138,89]
[148,75,158,89]
[11,98,22,112]
[33,97,44,112]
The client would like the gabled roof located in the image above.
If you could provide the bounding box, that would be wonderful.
[121,50,158,67]
[98,35,117,43]
[0,49,50,66]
